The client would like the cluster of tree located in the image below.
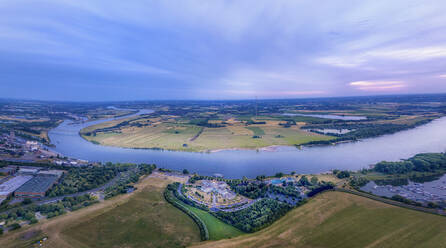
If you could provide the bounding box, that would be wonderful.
[373,153,446,174]
[60,194,99,211]
[82,119,136,136]
[214,199,291,232]
[349,177,369,189]
[36,202,66,218]
[231,181,269,198]
[2,120,59,143]
[164,184,209,241]
[307,182,335,197]
[189,175,219,184]
[333,170,351,179]
[7,223,21,231]
[189,127,204,142]
[390,195,422,206]
[246,120,266,125]
[37,195,99,218]
[104,173,139,199]
[47,162,146,197]
[104,164,156,199]
[302,119,433,146]
[189,118,225,128]
[0,194,101,230]
[48,166,118,196]
[385,195,442,209]
[269,185,301,198]
[0,206,37,224]
[278,119,296,128]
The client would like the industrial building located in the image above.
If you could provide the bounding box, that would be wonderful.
[15,174,60,198]
[0,165,17,175]
[38,170,64,177]
[17,166,41,175]
[0,175,33,203]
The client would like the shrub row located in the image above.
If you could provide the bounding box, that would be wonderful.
[164,186,209,241]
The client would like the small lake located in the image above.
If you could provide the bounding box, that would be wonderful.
[49,110,446,178]
[283,113,367,120]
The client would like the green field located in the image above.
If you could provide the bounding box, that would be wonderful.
[245,126,265,136]
[82,122,333,152]
[61,178,201,248]
[181,204,244,240]
[191,191,446,248]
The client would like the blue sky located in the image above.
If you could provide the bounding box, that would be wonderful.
[1,0,446,101]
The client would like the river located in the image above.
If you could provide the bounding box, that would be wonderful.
[48,110,446,178]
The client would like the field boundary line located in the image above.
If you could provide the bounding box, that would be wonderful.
[335,188,446,217]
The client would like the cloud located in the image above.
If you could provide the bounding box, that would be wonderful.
[1,0,446,100]
[223,90,325,97]
[317,46,446,70]
[349,81,406,91]
[367,46,446,61]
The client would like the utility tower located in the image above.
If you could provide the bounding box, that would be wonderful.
[255,96,258,120]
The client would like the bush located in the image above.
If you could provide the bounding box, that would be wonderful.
[8,223,21,231]
[336,170,350,179]
[307,182,335,197]
[214,199,290,232]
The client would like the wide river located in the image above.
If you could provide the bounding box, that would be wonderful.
[49,110,446,178]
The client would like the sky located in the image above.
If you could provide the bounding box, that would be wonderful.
[1,0,446,101]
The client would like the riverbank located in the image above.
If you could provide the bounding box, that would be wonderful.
[48,113,446,178]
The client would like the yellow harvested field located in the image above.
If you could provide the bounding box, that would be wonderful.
[82,121,333,152]
[226,125,253,135]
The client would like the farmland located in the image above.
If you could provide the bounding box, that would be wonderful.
[78,95,446,152]
[81,121,333,152]
[191,191,446,248]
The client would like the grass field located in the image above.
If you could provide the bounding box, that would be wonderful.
[82,121,333,152]
[180,204,244,240]
[245,126,265,136]
[0,174,201,248]
[62,177,200,248]
[191,191,446,248]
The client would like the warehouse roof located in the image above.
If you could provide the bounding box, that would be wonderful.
[0,175,33,196]
[15,175,59,194]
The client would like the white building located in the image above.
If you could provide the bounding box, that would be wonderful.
[0,175,33,199]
